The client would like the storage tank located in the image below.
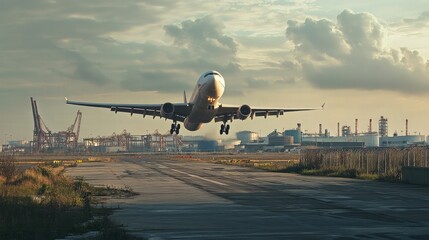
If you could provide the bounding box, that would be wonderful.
[236,131,259,143]
[357,134,379,147]
[269,135,293,146]
[284,129,302,144]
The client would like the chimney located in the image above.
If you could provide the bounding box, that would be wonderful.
[406,119,408,136]
[337,122,340,137]
[319,124,322,136]
[297,123,301,130]
[355,118,358,136]
[369,119,372,133]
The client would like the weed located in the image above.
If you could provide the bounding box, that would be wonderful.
[0,165,140,240]
[0,155,18,183]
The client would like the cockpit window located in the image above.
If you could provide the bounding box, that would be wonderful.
[204,72,220,78]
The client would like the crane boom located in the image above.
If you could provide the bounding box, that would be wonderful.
[75,111,82,143]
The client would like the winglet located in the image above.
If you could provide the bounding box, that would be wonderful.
[65,97,69,103]
[183,91,188,105]
[321,103,325,110]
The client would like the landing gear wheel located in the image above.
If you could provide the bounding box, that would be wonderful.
[170,122,179,135]
[220,123,228,135]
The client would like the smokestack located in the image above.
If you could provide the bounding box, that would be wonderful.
[319,124,322,136]
[297,123,301,130]
[355,118,358,136]
[369,119,372,133]
[406,119,408,136]
[337,122,340,137]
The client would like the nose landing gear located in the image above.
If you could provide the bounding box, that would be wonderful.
[220,123,230,135]
[170,122,180,134]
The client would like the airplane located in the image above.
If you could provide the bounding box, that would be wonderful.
[66,70,322,135]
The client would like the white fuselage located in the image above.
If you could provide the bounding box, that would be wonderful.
[183,70,225,131]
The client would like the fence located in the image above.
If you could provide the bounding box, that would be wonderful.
[300,147,429,177]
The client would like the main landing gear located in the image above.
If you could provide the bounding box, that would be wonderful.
[220,123,230,135]
[170,122,180,134]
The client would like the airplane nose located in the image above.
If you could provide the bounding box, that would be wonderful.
[212,76,225,97]
[203,75,224,98]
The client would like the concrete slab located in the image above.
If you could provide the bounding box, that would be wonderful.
[66,157,429,239]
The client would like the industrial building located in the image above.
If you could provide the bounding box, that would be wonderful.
[1,140,31,153]
[83,130,183,152]
[82,132,241,153]
[268,130,293,146]
[4,100,429,154]
[236,131,259,144]
[302,134,378,148]
[299,117,424,148]
[380,135,426,147]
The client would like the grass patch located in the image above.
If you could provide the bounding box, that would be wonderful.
[357,173,402,182]
[301,168,358,178]
[223,160,403,183]
[0,160,140,240]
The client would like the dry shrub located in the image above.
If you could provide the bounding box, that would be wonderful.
[0,175,5,184]
[50,165,65,176]
[21,168,52,186]
[0,155,17,183]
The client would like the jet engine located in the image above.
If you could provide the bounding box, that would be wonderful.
[237,104,252,120]
[160,102,175,119]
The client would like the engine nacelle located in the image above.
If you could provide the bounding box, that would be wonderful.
[237,104,252,120]
[160,102,175,119]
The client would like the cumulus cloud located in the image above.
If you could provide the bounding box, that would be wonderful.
[163,16,240,72]
[0,0,296,98]
[286,9,429,94]
[116,15,249,94]
[165,16,237,51]
[0,0,166,94]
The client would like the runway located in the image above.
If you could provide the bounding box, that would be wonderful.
[66,156,429,239]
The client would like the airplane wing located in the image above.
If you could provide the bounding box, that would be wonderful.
[65,98,192,122]
[214,103,324,123]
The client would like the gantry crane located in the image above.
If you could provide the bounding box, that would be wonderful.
[31,97,83,153]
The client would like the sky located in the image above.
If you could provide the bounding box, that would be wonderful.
[1,0,429,143]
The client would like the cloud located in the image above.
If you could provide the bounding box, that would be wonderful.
[0,1,304,99]
[286,9,429,94]
[392,11,429,33]
[68,51,109,86]
[121,70,192,92]
[115,15,250,94]
[0,0,165,94]
[163,16,239,71]
[286,18,351,59]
